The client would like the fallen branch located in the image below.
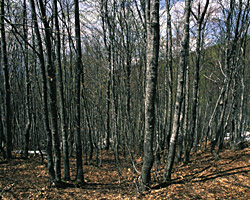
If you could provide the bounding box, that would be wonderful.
[0,183,15,198]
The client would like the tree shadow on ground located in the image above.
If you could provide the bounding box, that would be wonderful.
[55,180,128,191]
[83,182,127,191]
[152,164,250,190]
[191,165,250,182]
[53,181,129,195]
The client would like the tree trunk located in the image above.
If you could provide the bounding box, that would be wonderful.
[185,0,209,162]
[38,0,61,183]
[74,0,84,183]
[29,0,55,182]
[0,0,12,159]
[165,0,173,155]
[23,0,32,160]
[0,112,5,157]
[53,0,70,181]
[140,0,159,189]
[164,0,191,183]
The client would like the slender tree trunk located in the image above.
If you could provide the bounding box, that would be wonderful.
[29,0,55,181]
[164,0,191,183]
[0,112,5,157]
[165,0,173,154]
[122,2,132,151]
[38,0,61,183]
[182,55,189,164]
[238,28,248,138]
[212,79,231,157]
[106,46,112,150]
[53,0,70,181]
[83,100,94,162]
[140,0,159,189]
[0,0,12,159]
[185,0,209,162]
[23,0,32,160]
[74,0,84,183]
[64,2,75,157]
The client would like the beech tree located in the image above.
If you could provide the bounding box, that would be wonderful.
[22,0,32,160]
[74,0,84,184]
[140,0,159,189]
[184,0,210,163]
[0,0,250,193]
[1,0,12,159]
[53,0,70,181]
[164,0,173,156]
[164,0,192,182]
[29,0,56,181]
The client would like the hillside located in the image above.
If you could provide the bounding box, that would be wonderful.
[1,147,250,200]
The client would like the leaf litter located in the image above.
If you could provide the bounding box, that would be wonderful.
[0,147,250,199]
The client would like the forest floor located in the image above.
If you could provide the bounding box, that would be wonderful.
[1,146,250,200]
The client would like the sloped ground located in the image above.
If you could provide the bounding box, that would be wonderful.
[1,147,250,199]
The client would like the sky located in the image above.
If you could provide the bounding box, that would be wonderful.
[79,0,248,50]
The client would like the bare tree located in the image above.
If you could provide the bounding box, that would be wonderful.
[23,0,32,160]
[140,0,160,189]
[164,0,173,155]
[164,0,191,183]
[53,0,70,181]
[0,0,12,159]
[29,0,55,182]
[74,0,84,184]
[185,0,210,163]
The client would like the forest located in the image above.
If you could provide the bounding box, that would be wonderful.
[0,0,250,199]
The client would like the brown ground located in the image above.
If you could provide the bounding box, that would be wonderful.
[1,147,250,200]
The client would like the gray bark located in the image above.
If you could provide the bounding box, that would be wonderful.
[38,0,61,183]
[185,0,209,163]
[23,0,32,160]
[140,0,159,189]
[164,0,191,182]
[29,0,55,181]
[165,0,173,154]
[74,0,84,183]
[53,0,70,181]
[0,0,12,159]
